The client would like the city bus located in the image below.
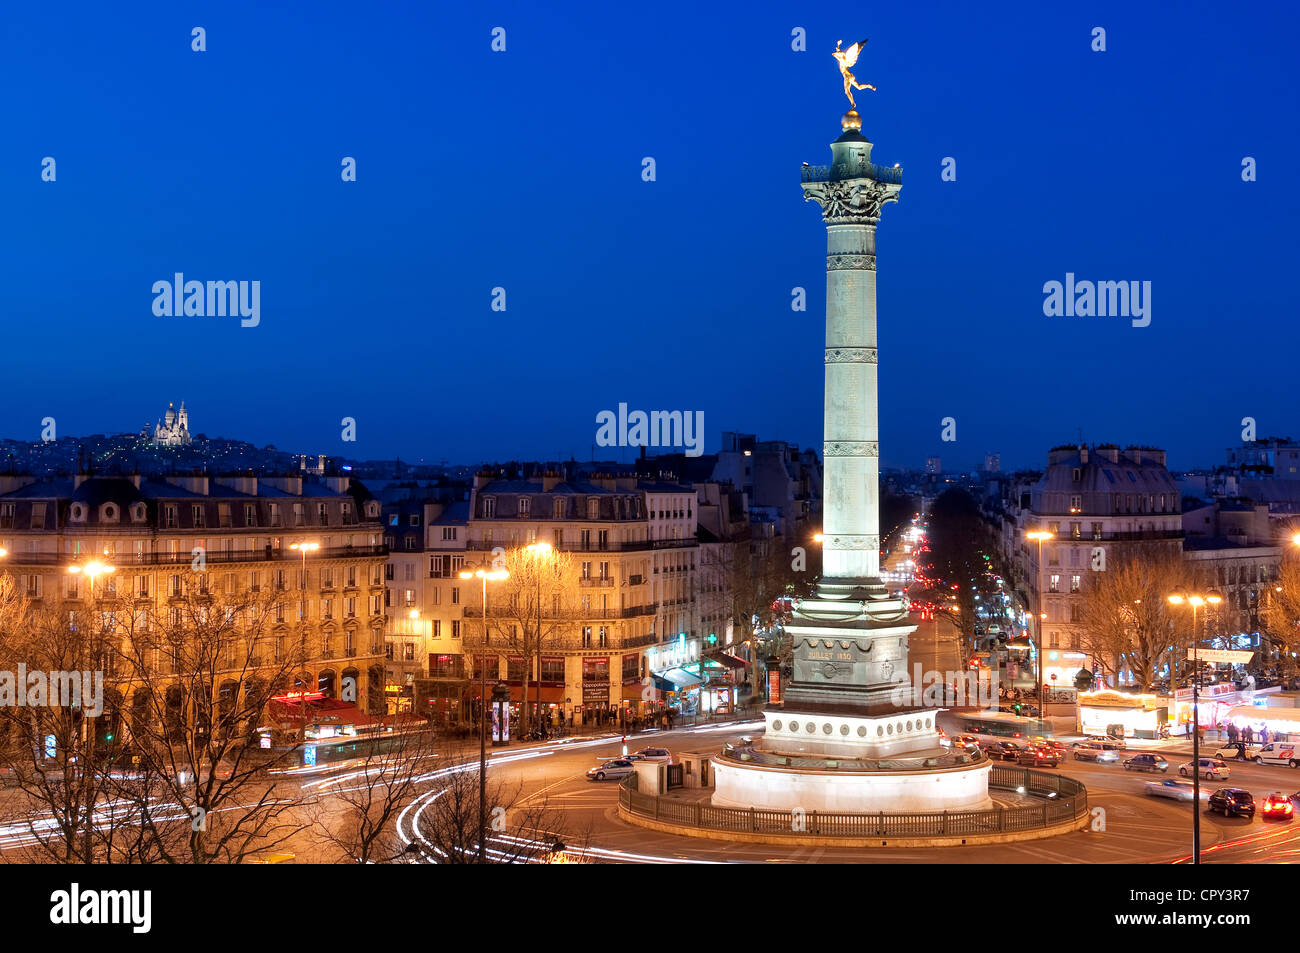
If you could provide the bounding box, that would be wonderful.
[953,710,1053,743]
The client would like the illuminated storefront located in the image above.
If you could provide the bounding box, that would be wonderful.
[1078,690,1167,739]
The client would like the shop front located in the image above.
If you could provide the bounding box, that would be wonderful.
[1077,690,1167,740]
[1169,682,1241,736]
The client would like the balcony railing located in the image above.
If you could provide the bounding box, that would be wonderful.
[465,538,694,554]
[2,544,389,568]
[801,160,903,185]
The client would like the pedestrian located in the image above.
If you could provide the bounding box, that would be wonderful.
[1260,726,1269,745]
[1244,725,1254,744]
[1227,723,1238,744]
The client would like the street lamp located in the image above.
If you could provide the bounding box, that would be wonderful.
[68,557,116,602]
[1025,530,1053,726]
[289,541,320,596]
[459,564,508,863]
[1168,589,1223,866]
[523,541,553,738]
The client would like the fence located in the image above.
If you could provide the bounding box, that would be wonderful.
[618,764,1087,839]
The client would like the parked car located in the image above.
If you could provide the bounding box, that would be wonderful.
[633,747,671,762]
[1017,746,1060,768]
[1145,779,1206,802]
[1261,793,1294,821]
[586,759,636,781]
[982,741,1022,761]
[1214,743,1262,762]
[1071,741,1120,763]
[1179,758,1230,780]
[1253,743,1300,767]
[1085,735,1127,749]
[1208,788,1256,818]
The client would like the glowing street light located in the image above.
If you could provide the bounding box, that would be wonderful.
[68,558,116,601]
[1166,588,1223,866]
[1025,530,1054,719]
[458,563,509,862]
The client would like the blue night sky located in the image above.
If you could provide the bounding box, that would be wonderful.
[3,1,1296,472]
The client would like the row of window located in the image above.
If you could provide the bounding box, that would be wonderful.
[481,497,646,521]
[2,499,376,530]
[423,653,628,680]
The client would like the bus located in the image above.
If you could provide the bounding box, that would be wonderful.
[953,710,1053,743]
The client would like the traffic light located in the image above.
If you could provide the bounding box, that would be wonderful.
[1013,703,1022,715]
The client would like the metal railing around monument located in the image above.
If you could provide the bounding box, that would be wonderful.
[618,764,1087,839]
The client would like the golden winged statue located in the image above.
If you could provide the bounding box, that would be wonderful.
[832,38,876,109]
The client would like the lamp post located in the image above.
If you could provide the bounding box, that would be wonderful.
[1168,589,1223,865]
[458,565,508,863]
[1025,530,1053,728]
[523,541,552,738]
[288,542,319,743]
[67,554,114,853]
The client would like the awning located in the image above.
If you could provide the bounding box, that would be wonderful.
[652,675,675,694]
[662,667,702,689]
[507,685,565,704]
[1226,705,1300,729]
[713,653,749,670]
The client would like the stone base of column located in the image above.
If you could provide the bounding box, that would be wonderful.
[780,579,918,712]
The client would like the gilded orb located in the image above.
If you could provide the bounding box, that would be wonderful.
[841,109,862,132]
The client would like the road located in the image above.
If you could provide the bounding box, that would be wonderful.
[396,721,1300,863]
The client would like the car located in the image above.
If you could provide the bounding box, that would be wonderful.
[1017,746,1060,768]
[1179,758,1231,780]
[1214,743,1262,762]
[633,747,671,762]
[982,741,1022,761]
[1071,741,1120,763]
[1085,735,1127,749]
[1252,742,1300,767]
[1124,754,1169,773]
[950,735,981,751]
[1145,779,1207,802]
[586,759,636,781]
[1261,793,1294,821]
[1030,738,1069,761]
[1208,788,1255,818]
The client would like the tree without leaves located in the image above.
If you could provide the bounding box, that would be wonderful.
[105,570,313,863]
[403,739,588,864]
[1076,542,1192,690]
[0,587,122,864]
[308,723,439,863]
[470,546,580,740]
[1262,551,1300,675]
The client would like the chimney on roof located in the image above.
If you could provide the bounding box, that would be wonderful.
[1126,446,1142,465]
[542,471,561,492]
[1079,446,1089,464]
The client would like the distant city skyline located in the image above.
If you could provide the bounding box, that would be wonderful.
[1,401,1285,476]
[6,2,1296,477]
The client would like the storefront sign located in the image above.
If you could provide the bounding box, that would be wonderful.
[582,683,609,703]
[1192,649,1255,665]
